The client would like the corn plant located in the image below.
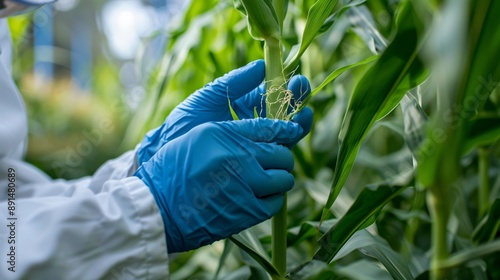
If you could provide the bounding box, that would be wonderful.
[128,0,500,279]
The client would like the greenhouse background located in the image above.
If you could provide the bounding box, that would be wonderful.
[9,0,182,179]
[7,0,500,279]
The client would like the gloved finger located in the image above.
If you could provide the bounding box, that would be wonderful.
[197,60,265,106]
[254,142,294,172]
[287,75,311,112]
[219,118,303,145]
[258,194,285,217]
[233,83,266,118]
[247,169,294,198]
[287,107,314,148]
[293,107,313,139]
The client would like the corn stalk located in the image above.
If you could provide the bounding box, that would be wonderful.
[238,0,289,277]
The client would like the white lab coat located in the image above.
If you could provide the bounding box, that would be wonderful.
[0,19,169,279]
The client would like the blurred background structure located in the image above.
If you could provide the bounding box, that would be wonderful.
[9,0,183,179]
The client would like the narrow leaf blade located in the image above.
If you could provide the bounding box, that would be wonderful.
[314,184,406,263]
[322,2,427,214]
[311,55,378,96]
[463,116,500,154]
[283,0,340,73]
[318,0,367,35]
[332,230,414,280]
[228,99,240,120]
[440,239,500,270]
[473,198,500,244]
[229,231,280,277]
[213,240,234,280]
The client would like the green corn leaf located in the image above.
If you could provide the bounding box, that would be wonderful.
[322,1,427,215]
[229,231,280,277]
[314,184,406,264]
[348,6,388,54]
[240,0,280,40]
[254,107,259,118]
[439,239,500,270]
[311,55,378,96]
[332,230,414,280]
[401,93,428,158]
[213,239,233,280]
[233,0,246,15]
[375,54,428,121]
[228,98,240,120]
[260,219,339,248]
[273,0,289,32]
[462,116,500,154]
[219,267,251,280]
[459,0,500,113]
[286,219,338,247]
[283,0,340,73]
[288,260,340,280]
[318,0,367,34]
[293,55,378,116]
[335,260,394,280]
[418,0,500,187]
[473,198,500,244]
[290,259,394,280]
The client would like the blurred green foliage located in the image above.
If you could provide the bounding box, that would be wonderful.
[138,0,499,279]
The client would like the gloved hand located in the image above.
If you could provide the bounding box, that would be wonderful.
[137,60,313,166]
[135,118,304,253]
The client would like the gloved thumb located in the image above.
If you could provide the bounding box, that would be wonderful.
[293,107,313,140]
[218,118,303,145]
[288,107,313,148]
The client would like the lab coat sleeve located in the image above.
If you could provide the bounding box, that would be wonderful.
[0,150,170,280]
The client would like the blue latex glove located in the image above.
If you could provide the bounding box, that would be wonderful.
[135,118,304,253]
[137,60,313,166]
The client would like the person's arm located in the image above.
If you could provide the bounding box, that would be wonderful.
[0,157,169,279]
